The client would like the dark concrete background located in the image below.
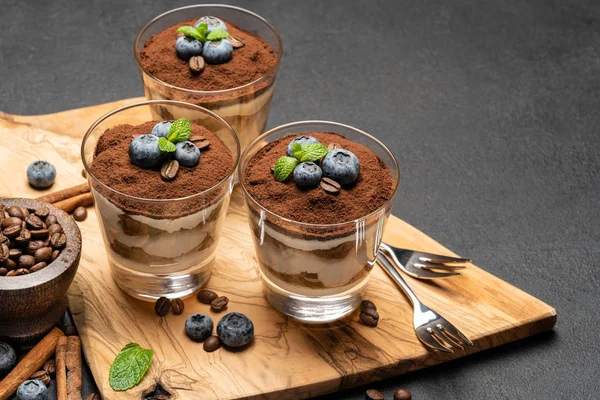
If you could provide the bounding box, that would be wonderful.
[1,0,599,398]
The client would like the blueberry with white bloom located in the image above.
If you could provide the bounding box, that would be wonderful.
[17,380,48,400]
[202,40,233,64]
[217,312,254,348]
[321,149,360,185]
[176,36,203,61]
[174,141,200,167]
[27,161,56,189]
[0,342,16,379]
[151,121,173,138]
[194,16,228,33]
[286,136,320,157]
[185,313,213,342]
[293,162,322,188]
[129,134,164,169]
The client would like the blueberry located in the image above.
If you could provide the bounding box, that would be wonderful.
[216,312,254,348]
[27,161,56,189]
[174,141,201,167]
[321,149,360,185]
[286,136,320,157]
[0,342,16,378]
[129,134,164,169]
[293,162,322,188]
[194,16,228,33]
[17,379,48,400]
[151,120,174,138]
[175,36,203,61]
[202,40,233,65]
[185,313,213,342]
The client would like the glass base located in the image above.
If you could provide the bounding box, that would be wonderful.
[262,274,368,324]
[110,258,212,301]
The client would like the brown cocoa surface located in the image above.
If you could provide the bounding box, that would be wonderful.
[242,133,396,225]
[140,17,278,91]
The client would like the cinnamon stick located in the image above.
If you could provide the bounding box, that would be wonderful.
[56,336,68,400]
[53,193,94,214]
[36,183,90,204]
[65,336,82,400]
[0,327,65,400]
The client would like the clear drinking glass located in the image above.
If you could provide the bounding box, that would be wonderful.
[134,4,282,151]
[239,121,400,323]
[81,100,240,300]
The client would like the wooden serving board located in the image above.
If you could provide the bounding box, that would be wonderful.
[0,100,556,400]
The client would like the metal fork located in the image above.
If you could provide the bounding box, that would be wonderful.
[380,242,470,279]
[377,252,473,353]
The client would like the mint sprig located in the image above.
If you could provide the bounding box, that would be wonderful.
[273,156,299,181]
[156,118,191,153]
[158,137,176,152]
[177,23,229,43]
[109,343,153,391]
[273,141,329,181]
[177,26,203,41]
[298,143,328,162]
[206,29,230,41]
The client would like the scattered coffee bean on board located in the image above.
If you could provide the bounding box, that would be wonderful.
[210,296,229,312]
[360,308,379,327]
[203,335,221,352]
[73,206,87,221]
[171,298,185,315]
[155,297,171,316]
[197,289,218,304]
[394,389,412,400]
[360,300,377,311]
[365,389,385,400]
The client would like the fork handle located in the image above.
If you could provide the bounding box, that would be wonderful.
[377,253,421,307]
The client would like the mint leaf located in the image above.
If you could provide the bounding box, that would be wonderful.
[274,156,298,181]
[196,22,208,41]
[177,26,203,41]
[299,143,328,162]
[109,343,153,391]
[167,118,191,143]
[291,142,304,160]
[206,29,230,41]
[158,137,176,153]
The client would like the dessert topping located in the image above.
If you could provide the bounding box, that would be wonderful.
[175,35,203,61]
[202,39,233,65]
[286,135,320,157]
[177,20,234,66]
[228,36,245,49]
[109,343,153,391]
[319,177,341,194]
[293,162,322,188]
[151,120,173,137]
[321,148,360,185]
[274,140,329,182]
[174,141,201,167]
[190,135,210,150]
[160,159,179,182]
[188,55,205,75]
[194,16,228,33]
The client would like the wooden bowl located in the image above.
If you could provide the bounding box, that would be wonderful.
[0,198,81,343]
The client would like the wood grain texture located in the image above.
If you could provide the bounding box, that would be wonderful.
[0,100,556,399]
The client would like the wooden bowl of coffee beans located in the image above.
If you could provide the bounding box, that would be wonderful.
[0,198,81,343]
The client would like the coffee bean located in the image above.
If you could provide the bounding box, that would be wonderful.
[86,394,100,400]
[52,249,61,261]
[210,296,229,312]
[14,229,31,246]
[50,233,67,249]
[15,268,29,276]
[27,240,46,254]
[8,248,21,259]
[18,255,35,269]
[327,142,342,151]
[43,359,56,376]
[195,139,210,151]
[0,267,6,276]
[365,389,385,400]
[189,55,205,75]
[229,36,245,49]
[160,160,179,182]
[30,229,49,240]
[0,244,8,262]
[48,223,63,235]
[155,297,171,316]
[393,389,412,400]
[20,207,30,218]
[361,300,377,311]
[189,135,206,142]
[30,262,47,273]
[360,308,379,327]
[73,206,87,221]
[6,206,24,219]
[6,270,16,276]
[3,224,22,239]
[320,177,342,194]
[34,247,52,263]
[45,215,57,225]
[203,335,221,352]
[26,214,44,230]
[171,298,185,315]
[34,207,49,220]
[30,370,51,386]
[63,325,78,336]
[2,259,16,270]
[197,289,218,304]
[0,234,8,245]
[1,217,21,229]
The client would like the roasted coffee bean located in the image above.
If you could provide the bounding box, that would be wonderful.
[360,300,377,311]
[319,177,341,194]
[197,289,218,304]
[0,267,6,276]
[0,244,8,262]
[50,233,67,249]
[45,215,57,225]
[43,359,56,376]
[51,249,60,261]
[160,160,179,182]
[1,217,21,229]
[155,297,171,316]
[20,207,30,218]
[34,247,53,264]
[30,229,49,240]
[6,206,24,219]
[360,308,379,327]
[63,325,78,336]
[171,298,185,315]
[210,296,229,312]
[189,135,206,143]
[229,36,245,48]
[327,142,342,151]
[8,248,21,259]
[26,214,44,230]
[34,207,50,220]
[393,389,412,400]
[73,206,87,221]
[188,55,205,75]
[203,335,221,352]
[27,240,46,254]
[86,394,100,400]
[194,139,210,151]
[15,268,29,276]
[3,225,22,239]
[365,389,385,400]
[30,262,47,273]
[14,229,31,246]
[30,370,51,386]
[2,259,17,270]
[6,270,16,276]
[18,255,35,269]
[47,223,63,235]
[0,234,8,245]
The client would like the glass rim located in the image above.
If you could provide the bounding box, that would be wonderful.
[81,99,241,203]
[239,120,400,228]
[133,4,283,95]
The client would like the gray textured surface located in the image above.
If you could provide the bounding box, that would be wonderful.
[1,0,599,399]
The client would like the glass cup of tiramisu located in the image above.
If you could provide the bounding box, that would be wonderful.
[134,5,282,151]
[81,100,239,300]
[240,121,399,323]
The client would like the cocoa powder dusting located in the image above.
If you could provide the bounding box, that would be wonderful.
[242,133,396,225]
[140,17,278,91]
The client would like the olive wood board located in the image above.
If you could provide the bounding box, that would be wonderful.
[0,99,556,399]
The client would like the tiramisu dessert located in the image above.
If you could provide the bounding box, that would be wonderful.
[241,127,398,322]
[135,6,281,150]
[88,117,235,299]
